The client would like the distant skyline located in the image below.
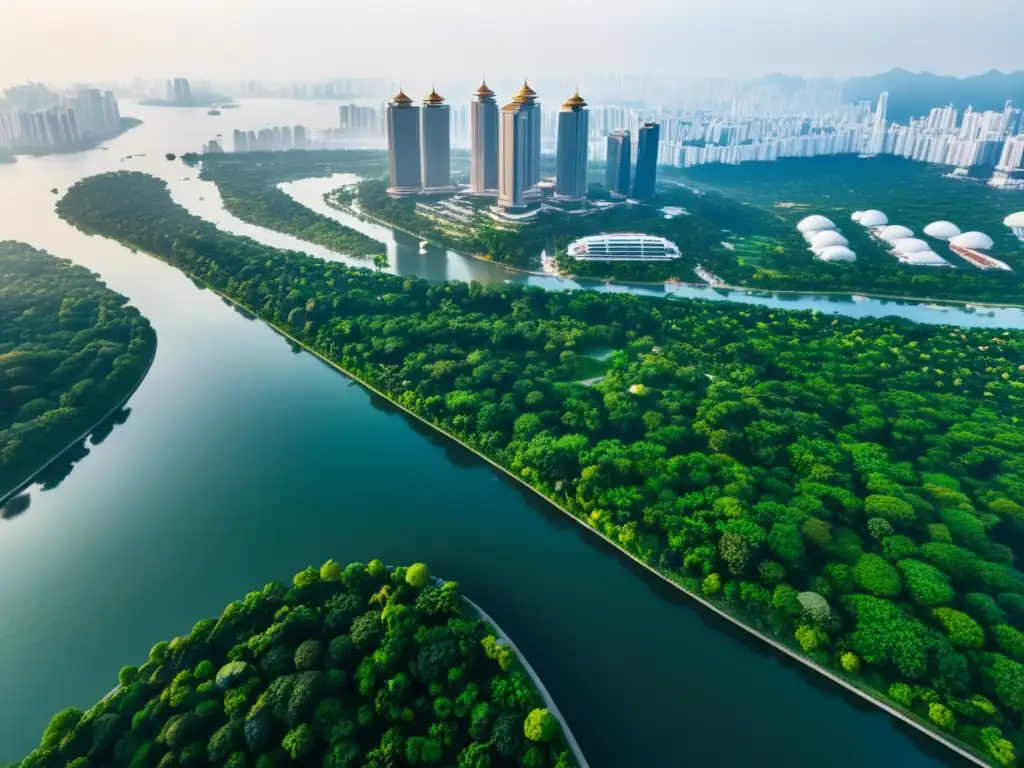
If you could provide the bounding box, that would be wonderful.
[0,0,1021,86]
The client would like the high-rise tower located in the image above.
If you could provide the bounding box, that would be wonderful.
[606,129,631,196]
[498,100,527,209]
[469,80,499,194]
[386,88,422,195]
[866,91,888,156]
[555,89,589,201]
[631,122,660,201]
[512,80,541,188]
[420,87,455,192]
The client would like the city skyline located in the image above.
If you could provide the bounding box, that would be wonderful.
[2,0,1022,84]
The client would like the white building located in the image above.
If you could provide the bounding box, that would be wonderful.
[566,234,681,261]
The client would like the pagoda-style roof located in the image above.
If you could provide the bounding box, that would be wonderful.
[512,79,538,104]
[562,88,587,109]
[424,86,445,105]
[474,79,495,98]
[391,88,413,105]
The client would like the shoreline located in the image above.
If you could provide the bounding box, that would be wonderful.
[0,337,157,508]
[107,234,991,767]
[463,596,590,768]
[324,195,1024,313]
[5,118,143,161]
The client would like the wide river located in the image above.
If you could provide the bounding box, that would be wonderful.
[0,99,1002,765]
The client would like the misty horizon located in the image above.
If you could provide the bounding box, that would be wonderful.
[1,0,1021,86]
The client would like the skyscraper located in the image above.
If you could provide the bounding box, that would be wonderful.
[555,89,589,201]
[606,129,631,195]
[420,88,455,192]
[512,81,541,188]
[632,122,660,200]
[386,88,422,195]
[866,91,888,156]
[498,101,528,209]
[469,80,499,194]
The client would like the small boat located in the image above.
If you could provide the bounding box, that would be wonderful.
[50,188,58,195]
[419,240,428,254]
[207,109,221,116]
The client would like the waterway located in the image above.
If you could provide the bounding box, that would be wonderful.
[0,99,988,765]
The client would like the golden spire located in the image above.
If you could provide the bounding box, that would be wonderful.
[562,86,587,109]
[392,81,412,105]
[512,78,537,104]
[474,76,495,98]
[424,82,444,104]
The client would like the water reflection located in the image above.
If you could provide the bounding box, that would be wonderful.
[89,406,132,447]
[0,494,30,521]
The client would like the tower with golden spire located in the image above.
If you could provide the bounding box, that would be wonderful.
[555,87,590,201]
[470,78,499,195]
[386,84,422,195]
[420,85,456,192]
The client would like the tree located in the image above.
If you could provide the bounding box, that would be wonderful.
[39,708,83,750]
[992,625,1024,660]
[888,682,914,707]
[928,703,955,731]
[321,559,342,581]
[701,573,721,596]
[867,517,894,541]
[989,654,1024,713]
[282,724,314,760]
[718,532,751,576]
[373,253,388,272]
[853,554,902,597]
[932,608,984,649]
[897,560,954,606]
[864,495,915,523]
[840,652,860,674]
[119,666,139,686]
[406,563,432,588]
[523,708,557,742]
[795,625,827,652]
[295,639,324,671]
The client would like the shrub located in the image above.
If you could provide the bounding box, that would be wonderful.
[523,708,557,742]
[406,563,432,588]
[853,554,901,597]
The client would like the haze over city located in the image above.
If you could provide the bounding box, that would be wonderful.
[1,0,1022,83]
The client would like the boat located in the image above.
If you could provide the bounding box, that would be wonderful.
[419,240,428,254]
[207,109,221,116]
[49,188,58,195]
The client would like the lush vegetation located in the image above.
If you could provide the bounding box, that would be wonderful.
[666,155,1024,303]
[0,241,156,497]
[182,150,388,260]
[15,559,575,767]
[58,171,1024,764]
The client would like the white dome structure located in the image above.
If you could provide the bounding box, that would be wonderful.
[950,231,994,250]
[851,211,865,222]
[797,215,837,234]
[1004,212,1024,240]
[923,221,961,240]
[891,238,932,255]
[810,231,850,251]
[901,251,949,267]
[818,245,856,262]
[878,225,915,242]
[858,210,888,228]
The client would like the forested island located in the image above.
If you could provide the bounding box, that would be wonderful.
[15,559,577,768]
[181,151,387,260]
[0,241,156,500]
[58,171,1024,765]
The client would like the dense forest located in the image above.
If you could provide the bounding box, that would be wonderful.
[182,151,388,259]
[14,559,577,768]
[668,155,1024,303]
[0,241,156,498]
[58,171,1024,764]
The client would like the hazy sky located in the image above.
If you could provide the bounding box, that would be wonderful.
[1,0,1020,85]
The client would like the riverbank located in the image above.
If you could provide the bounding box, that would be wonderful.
[113,233,990,766]
[6,118,143,161]
[464,596,590,768]
[321,189,1024,314]
[0,339,157,507]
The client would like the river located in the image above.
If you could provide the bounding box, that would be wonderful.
[0,99,983,766]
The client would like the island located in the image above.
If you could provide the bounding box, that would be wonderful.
[16,559,581,768]
[56,170,1024,766]
[181,151,387,260]
[0,241,156,502]
[6,117,143,161]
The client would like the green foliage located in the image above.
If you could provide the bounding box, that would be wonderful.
[840,652,860,674]
[992,625,1024,661]
[888,682,915,708]
[897,560,954,607]
[864,495,915,523]
[794,625,827,652]
[0,243,156,496]
[853,554,902,597]
[320,559,342,582]
[928,703,956,731]
[932,608,985,649]
[18,558,574,768]
[406,563,432,589]
[523,709,557,742]
[701,573,721,596]
[119,666,139,687]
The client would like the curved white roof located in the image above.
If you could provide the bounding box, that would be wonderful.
[819,245,856,262]
[1004,212,1024,227]
[797,215,837,234]
[858,210,888,227]
[851,211,865,222]
[902,251,948,267]
[950,231,994,250]
[566,233,681,261]
[923,220,961,240]
[878,225,914,242]
[892,238,932,254]
[810,231,849,250]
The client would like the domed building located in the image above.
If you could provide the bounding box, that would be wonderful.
[878,225,914,242]
[950,232,994,250]
[818,245,856,262]
[1004,212,1024,241]
[899,250,950,267]
[857,210,888,228]
[797,215,836,234]
[923,221,961,240]
[891,238,932,255]
[851,211,865,222]
[810,231,849,252]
